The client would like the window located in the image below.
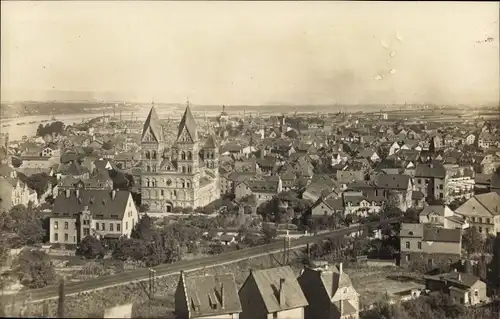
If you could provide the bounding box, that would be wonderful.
[474,290,478,297]
[95,223,99,231]
[439,184,443,190]
[83,228,90,236]
[54,233,59,242]
[405,241,410,249]
[117,223,121,232]
[187,152,192,160]
[152,150,157,159]
[486,218,491,224]
[64,222,68,229]
[54,221,59,229]
[101,223,105,231]
[479,217,482,223]
[64,233,68,242]
[181,152,186,160]
[418,242,422,249]
[110,223,114,231]
[439,193,443,199]
[405,255,410,261]
[147,165,151,172]
[126,222,128,230]
[161,190,164,196]
[479,227,482,233]
[73,236,76,242]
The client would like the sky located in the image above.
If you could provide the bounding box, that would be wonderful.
[1,1,499,105]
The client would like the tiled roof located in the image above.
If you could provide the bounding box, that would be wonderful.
[333,300,357,316]
[203,134,217,148]
[181,273,242,317]
[412,190,424,200]
[420,205,448,217]
[425,271,480,289]
[475,173,492,185]
[400,223,424,238]
[415,162,446,179]
[374,174,410,190]
[249,266,308,313]
[52,189,132,220]
[475,192,500,215]
[423,227,461,243]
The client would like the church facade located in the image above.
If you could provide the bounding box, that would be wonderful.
[140,103,220,212]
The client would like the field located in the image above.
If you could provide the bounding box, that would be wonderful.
[347,266,424,309]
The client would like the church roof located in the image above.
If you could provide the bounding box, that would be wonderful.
[204,134,217,148]
[177,104,198,142]
[141,105,163,142]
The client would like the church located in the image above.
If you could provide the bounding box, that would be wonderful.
[140,102,220,213]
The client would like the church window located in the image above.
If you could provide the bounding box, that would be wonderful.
[181,151,186,160]
[181,179,186,188]
[187,151,192,160]
[186,180,191,188]
[152,164,157,172]
[152,150,157,159]
[182,166,186,173]
[166,179,172,186]
[146,178,150,187]
[145,151,150,159]
[152,179,157,187]
[161,189,164,196]
[187,165,192,173]
[147,165,151,172]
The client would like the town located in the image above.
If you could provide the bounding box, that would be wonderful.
[0,100,499,318]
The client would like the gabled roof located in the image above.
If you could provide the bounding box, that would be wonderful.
[415,162,446,179]
[141,105,164,142]
[248,266,308,313]
[423,227,461,243]
[374,174,411,190]
[177,104,198,142]
[180,272,242,317]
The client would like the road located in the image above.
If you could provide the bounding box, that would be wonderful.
[1,218,398,304]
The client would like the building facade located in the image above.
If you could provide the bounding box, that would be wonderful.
[140,103,220,213]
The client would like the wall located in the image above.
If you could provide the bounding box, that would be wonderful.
[103,303,133,318]
[50,217,77,244]
[22,250,304,318]
[269,307,304,319]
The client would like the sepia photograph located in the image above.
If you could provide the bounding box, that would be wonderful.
[0,1,499,318]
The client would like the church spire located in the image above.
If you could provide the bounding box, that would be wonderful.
[177,99,198,142]
[141,102,163,142]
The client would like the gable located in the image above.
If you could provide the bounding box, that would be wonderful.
[142,127,158,143]
[177,127,194,144]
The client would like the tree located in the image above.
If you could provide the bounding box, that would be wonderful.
[112,238,148,261]
[102,140,114,150]
[0,204,45,247]
[130,215,154,241]
[77,236,105,259]
[25,173,51,197]
[462,227,484,256]
[261,225,277,244]
[13,249,55,288]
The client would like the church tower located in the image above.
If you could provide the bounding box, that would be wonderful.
[141,102,164,178]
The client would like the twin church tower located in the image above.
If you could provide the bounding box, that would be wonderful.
[140,102,220,213]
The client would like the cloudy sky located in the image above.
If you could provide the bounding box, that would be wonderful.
[1,1,499,105]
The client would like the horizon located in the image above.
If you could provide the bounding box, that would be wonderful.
[2,2,499,105]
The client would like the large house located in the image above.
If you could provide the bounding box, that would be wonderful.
[454,192,500,237]
[419,205,468,230]
[415,162,448,203]
[49,189,138,245]
[140,103,220,212]
[239,266,308,319]
[0,176,38,211]
[235,176,283,204]
[175,271,242,319]
[424,271,488,306]
[399,223,462,269]
[298,263,360,319]
[342,191,385,217]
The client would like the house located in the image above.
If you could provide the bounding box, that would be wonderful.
[356,148,380,163]
[462,133,476,146]
[419,205,468,229]
[372,174,413,211]
[0,176,39,211]
[388,142,401,156]
[399,223,462,269]
[477,132,498,149]
[424,271,488,306]
[239,266,308,319]
[49,189,138,245]
[454,192,500,237]
[310,197,344,219]
[415,162,448,203]
[220,234,237,246]
[235,176,283,204]
[175,271,242,319]
[342,192,385,217]
[302,176,340,203]
[298,263,359,319]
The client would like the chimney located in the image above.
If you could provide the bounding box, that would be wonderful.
[65,189,70,198]
[339,263,343,274]
[112,189,116,200]
[220,284,225,309]
[279,278,286,306]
